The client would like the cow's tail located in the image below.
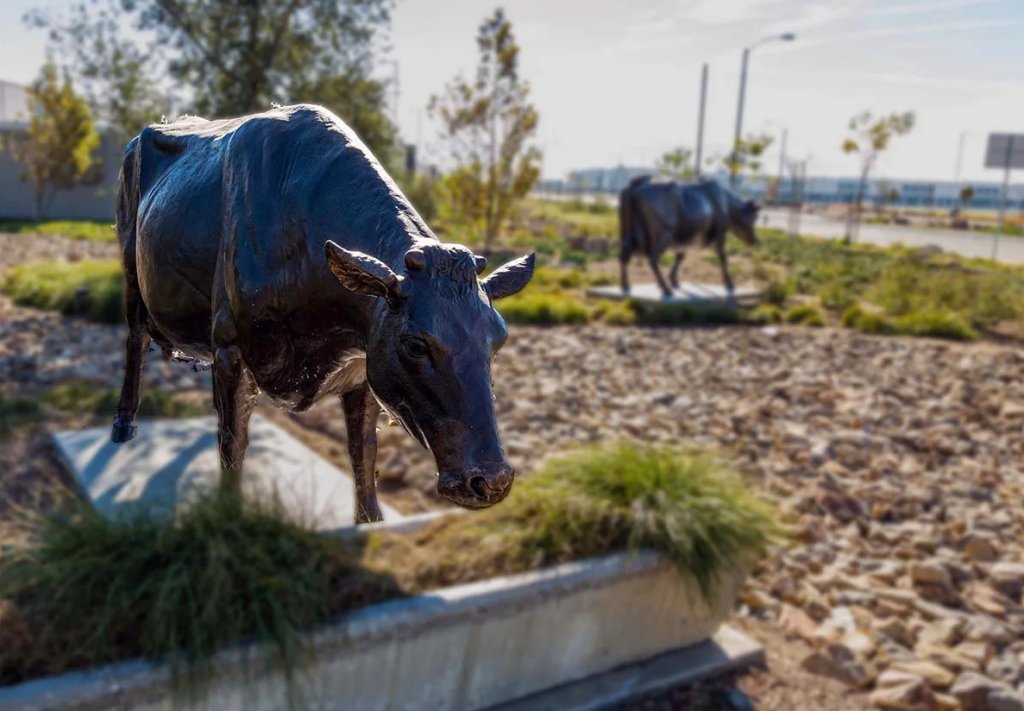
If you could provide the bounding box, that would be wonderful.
[619,175,650,260]
[116,137,140,258]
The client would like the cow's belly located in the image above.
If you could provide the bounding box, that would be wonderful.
[135,160,222,360]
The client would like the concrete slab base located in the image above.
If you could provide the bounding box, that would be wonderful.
[51,415,401,529]
[588,282,762,306]
[492,624,764,711]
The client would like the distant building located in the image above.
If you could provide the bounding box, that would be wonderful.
[0,80,123,221]
[542,164,1024,211]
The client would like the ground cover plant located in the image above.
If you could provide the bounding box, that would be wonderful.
[44,380,202,420]
[0,220,115,243]
[1,259,123,324]
[0,442,776,698]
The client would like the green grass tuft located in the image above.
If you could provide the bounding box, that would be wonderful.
[0,220,116,243]
[1,260,124,324]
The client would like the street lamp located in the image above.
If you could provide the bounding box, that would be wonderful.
[729,32,796,189]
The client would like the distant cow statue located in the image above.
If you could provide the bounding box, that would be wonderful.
[619,176,760,298]
[111,105,535,523]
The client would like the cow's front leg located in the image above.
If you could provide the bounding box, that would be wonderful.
[715,242,736,302]
[668,252,686,291]
[619,253,631,295]
[648,253,673,299]
[212,344,258,494]
[342,383,383,524]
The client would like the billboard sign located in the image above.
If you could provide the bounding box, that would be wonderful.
[985,133,1024,170]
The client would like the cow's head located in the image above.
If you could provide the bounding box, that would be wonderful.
[731,200,761,245]
[325,240,534,509]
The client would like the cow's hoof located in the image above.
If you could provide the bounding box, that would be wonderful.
[111,416,137,443]
[355,503,384,525]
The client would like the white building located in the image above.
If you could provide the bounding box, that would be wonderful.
[545,165,1024,211]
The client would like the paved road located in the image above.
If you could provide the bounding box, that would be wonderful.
[761,208,1024,264]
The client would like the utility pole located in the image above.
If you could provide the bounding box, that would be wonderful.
[994,135,1015,261]
[695,63,708,178]
[729,33,796,190]
[776,127,788,203]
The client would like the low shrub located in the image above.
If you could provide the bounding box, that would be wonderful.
[44,381,202,419]
[592,299,636,325]
[783,304,826,327]
[897,309,977,341]
[747,303,783,324]
[841,302,977,341]
[497,292,591,325]
[632,301,742,326]
[1,260,124,324]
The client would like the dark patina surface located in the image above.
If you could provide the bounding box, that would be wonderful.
[111,104,535,522]
[619,177,760,298]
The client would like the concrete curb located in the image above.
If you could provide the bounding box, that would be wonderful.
[1,532,760,710]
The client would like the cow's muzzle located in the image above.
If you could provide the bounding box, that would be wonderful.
[437,462,515,509]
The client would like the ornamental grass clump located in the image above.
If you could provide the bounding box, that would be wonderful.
[0,491,380,696]
[373,442,779,600]
[500,442,778,597]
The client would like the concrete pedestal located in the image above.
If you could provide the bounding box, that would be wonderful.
[588,282,762,306]
[52,415,401,529]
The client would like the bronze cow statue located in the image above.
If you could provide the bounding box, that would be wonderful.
[619,176,760,298]
[111,105,535,523]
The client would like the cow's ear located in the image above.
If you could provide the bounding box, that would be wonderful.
[481,252,536,300]
[325,240,404,304]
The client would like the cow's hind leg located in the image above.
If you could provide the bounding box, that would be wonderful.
[342,383,383,524]
[212,341,259,494]
[714,240,736,301]
[668,252,686,291]
[111,280,151,443]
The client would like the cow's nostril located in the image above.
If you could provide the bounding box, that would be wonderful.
[469,475,488,499]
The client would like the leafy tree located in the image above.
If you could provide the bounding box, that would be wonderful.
[28,0,398,159]
[428,8,541,254]
[716,132,774,180]
[9,62,100,220]
[841,110,914,240]
[26,3,168,143]
[656,147,694,181]
[959,184,974,208]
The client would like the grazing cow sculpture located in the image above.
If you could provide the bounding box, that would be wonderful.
[619,176,760,298]
[111,105,535,523]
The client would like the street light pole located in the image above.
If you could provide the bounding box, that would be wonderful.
[729,48,750,189]
[729,33,796,190]
[695,63,708,178]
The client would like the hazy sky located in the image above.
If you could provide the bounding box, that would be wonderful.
[3,0,1022,182]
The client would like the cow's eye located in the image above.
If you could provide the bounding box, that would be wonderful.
[404,337,430,359]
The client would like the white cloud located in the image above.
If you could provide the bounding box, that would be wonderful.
[681,0,789,25]
[867,0,997,17]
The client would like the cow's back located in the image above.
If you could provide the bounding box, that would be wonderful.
[128,117,227,358]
